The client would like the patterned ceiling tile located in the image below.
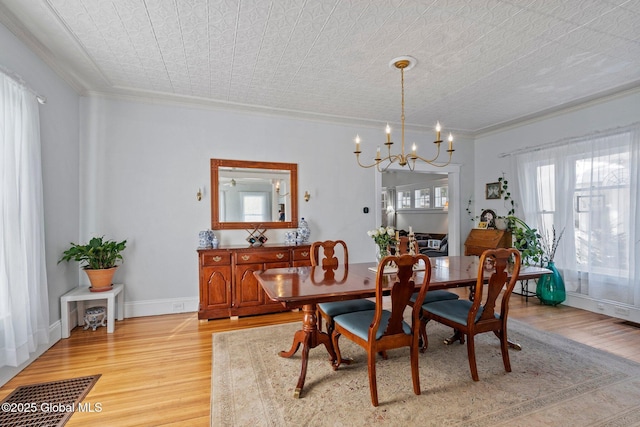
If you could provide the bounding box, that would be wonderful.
[0,0,638,133]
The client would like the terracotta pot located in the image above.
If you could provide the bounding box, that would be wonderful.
[84,267,118,292]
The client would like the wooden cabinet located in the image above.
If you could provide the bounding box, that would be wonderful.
[198,244,311,319]
[199,251,232,316]
[464,229,512,256]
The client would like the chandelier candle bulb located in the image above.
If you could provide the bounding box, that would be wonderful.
[353,56,454,171]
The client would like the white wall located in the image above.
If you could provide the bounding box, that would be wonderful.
[79,96,476,315]
[0,22,80,385]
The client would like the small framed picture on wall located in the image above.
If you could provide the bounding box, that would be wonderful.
[485,182,501,199]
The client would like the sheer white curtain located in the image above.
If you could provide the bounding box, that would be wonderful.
[515,124,640,307]
[0,71,49,367]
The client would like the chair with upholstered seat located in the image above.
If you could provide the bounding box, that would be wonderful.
[395,237,459,308]
[331,253,432,406]
[312,240,375,336]
[421,248,521,381]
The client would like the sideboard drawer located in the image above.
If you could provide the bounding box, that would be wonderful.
[292,247,312,262]
[201,252,231,266]
[235,250,290,264]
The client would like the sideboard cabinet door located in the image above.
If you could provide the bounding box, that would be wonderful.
[198,245,309,319]
[198,251,232,319]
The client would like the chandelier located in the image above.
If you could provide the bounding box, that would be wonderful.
[353,56,454,171]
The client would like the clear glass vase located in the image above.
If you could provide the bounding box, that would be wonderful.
[375,245,389,264]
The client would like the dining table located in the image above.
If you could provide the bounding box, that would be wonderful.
[254,255,551,398]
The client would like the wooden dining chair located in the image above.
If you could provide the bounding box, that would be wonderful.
[421,248,521,381]
[331,253,432,406]
[311,240,375,336]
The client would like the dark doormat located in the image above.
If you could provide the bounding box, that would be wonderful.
[0,374,101,427]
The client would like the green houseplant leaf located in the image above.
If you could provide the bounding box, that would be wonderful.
[58,236,127,270]
[507,216,543,265]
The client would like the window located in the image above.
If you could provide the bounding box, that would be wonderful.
[434,186,448,208]
[414,189,430,208]
[241,193,270,222]
[397,190,412,209]
[516,125,639,307]
[395,183,447,210]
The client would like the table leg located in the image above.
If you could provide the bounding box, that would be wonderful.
[443,329,464,345]
[495,331,522,351]
[116,289,124,321]
[76,301,85,328]
[106,294,115,333]
[278,303,336,398]
[61,299,70,339]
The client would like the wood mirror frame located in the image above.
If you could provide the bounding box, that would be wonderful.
[211,159,298,230]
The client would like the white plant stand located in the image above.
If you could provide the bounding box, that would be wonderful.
[60,283,124,338]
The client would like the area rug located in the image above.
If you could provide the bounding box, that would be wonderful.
[212,321,640,426]
[0,374,101,427]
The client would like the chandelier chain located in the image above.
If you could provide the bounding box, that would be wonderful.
[353,56,455,171]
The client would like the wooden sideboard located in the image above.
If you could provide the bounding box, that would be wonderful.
[464,229,512,256]
[198,244,312,319]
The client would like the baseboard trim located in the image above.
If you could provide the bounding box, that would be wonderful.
[124,296,199,318]
[565,294,640,324]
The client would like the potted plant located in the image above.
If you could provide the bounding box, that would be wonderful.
[59,236,127,292]
[506,216,543,265]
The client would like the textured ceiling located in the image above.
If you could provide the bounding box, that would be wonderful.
[1,0,639,134]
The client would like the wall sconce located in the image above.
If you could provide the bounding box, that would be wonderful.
[304,191,311,202]
[275,180,289,197]
[196,188,202,201]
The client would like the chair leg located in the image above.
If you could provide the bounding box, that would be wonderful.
[331,332,343,370]
[498,328,512,373]
[466,335,479,381]
[419,318,429,353]
[411,341,421,395]
[368,350,379,406]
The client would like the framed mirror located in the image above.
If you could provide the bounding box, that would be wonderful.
[211,159,298,230]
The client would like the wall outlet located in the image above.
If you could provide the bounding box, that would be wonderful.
[615,306,630,316]
[597,303,605,310]
[172,302,184,312]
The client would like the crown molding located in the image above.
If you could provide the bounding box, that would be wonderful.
[474,83,640,139]
[85,86,476,138]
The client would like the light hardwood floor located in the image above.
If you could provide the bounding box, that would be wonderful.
[2,293,640,426]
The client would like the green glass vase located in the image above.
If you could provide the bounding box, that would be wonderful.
[536,261,566,306]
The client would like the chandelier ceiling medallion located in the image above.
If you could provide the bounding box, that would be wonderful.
[353,56,454,171]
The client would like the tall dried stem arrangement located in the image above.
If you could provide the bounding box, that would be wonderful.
[541,225,565,263]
